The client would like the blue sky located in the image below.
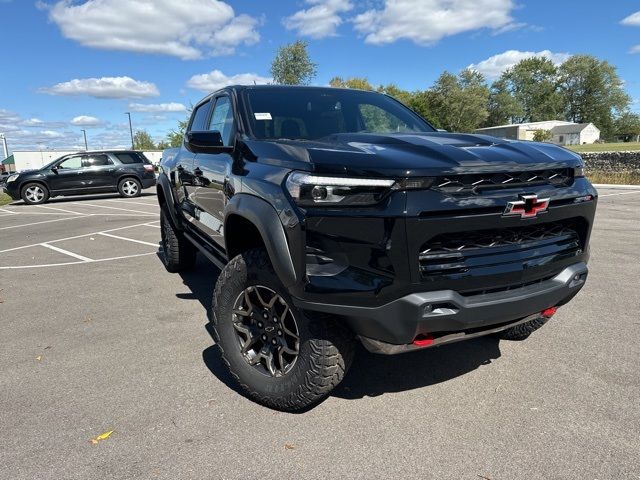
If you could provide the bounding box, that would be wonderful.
[1,0,639,153]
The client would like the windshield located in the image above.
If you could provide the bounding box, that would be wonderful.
[244,88,434,140]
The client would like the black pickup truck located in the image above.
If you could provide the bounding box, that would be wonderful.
[157,85,597,411]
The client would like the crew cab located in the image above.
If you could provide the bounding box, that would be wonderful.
[157,85,597,411]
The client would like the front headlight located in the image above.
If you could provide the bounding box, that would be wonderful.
[573,164,585,178]
[6,174,19,183]
[285,172,435,207]
[286,172,395,207]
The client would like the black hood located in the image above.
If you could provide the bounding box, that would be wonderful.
[244,132,582,177]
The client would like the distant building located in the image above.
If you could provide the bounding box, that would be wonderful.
[475,121,600,145]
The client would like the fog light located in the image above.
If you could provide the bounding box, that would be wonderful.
[311,185,327,201]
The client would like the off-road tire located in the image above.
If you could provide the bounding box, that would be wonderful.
[212,248,355,411]
[496,316,549,341]
[160,208,196,272]
[118,177,142,198]
[21,182,49,205]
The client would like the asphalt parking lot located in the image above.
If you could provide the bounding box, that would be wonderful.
[1,187,639,479]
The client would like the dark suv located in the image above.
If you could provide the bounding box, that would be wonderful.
[3,150,156,204]
[157,85,597,411]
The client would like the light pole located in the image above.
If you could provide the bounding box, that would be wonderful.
[0,133,8,160]
[81,129,88,151]
[125,112,134,149]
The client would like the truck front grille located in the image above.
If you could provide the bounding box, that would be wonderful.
[432,168,573,194]
[419,221,582,278]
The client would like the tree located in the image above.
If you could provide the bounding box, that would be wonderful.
[271,40,317,85]
[329,76,374,90]
[558,55,630,139]
[133,130,156,150]
[156,140,171,150]
[485,78,523,127]
[532,129,553,142]
[429,69,490,132]
[614,111,640,142]
[500,57,562,123]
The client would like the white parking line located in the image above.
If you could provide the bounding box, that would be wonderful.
[599,191,640,197]
[106,199,159,208]
[0,215,89,231]
[0,207,18,214]
[99,232,158,247]
[144,222,161,228]
[40,243,93,262]
[35,205,85,215]
[79,202,156,215]
[0,252,156,270]
[0,221,161,254]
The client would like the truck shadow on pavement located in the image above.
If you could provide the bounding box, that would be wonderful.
[177,257,502,406]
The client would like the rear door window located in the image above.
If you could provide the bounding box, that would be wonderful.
[83,155,112,167]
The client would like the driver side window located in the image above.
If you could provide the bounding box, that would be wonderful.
[57,156,83,169]
[208,96,234,146]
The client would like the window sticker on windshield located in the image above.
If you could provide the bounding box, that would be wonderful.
[254,112,272,120]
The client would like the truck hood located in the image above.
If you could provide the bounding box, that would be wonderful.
[245,132,582,177]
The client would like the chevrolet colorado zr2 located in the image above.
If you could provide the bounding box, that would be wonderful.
[157,85,597,411]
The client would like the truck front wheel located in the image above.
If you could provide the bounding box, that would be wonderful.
[160,208,196,272]
[212,248,354,411]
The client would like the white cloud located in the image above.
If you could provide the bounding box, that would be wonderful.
[354,0,515,45]
[354,0,516,45]
[187,70,271,93]
[71,115,102,126]
[128,102,187,113]
[42,0,260,60]
[23,118,44,126]
[631,45,640,54]
[468,49,571,79]
[621,11,640,26]
[283,0,353,39]
[39,76,159,99]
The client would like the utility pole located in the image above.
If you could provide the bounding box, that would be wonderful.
[0,133,8,160]
[81,129,88,151]
[125,112,134,149]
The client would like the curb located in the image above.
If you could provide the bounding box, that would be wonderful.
[592,184,640,190]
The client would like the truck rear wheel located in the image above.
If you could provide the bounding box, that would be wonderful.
[212,248,354,411]
[496,316,549,341]
[160,208,196,272]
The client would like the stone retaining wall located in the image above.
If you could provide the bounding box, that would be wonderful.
[581,151,640,172]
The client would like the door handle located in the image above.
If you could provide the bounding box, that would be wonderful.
[194,167,203,176]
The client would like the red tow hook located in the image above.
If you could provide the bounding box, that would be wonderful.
[541,307,558,318]
[413,334,434,347]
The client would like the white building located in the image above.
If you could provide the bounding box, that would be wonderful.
[475,121,600,145]
[12,149,163,172]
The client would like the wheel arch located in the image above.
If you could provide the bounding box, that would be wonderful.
[224,194,297,288]
[20,179,49,195]
[156,174,181,230]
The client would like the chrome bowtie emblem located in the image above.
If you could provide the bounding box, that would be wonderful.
[504,194,550,219]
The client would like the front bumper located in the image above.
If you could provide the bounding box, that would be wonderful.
[2,183,20,200]
[294,262,588,349]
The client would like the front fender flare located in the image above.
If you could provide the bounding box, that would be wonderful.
[225,194,297,288]
[157,174,181,229]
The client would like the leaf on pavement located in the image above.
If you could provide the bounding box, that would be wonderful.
[89,430,114,445]
[284,443,295,450]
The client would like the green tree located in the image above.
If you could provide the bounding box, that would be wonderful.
[429,69,490,132]
[485,78,523,127]
[532,129,553,142]
[271,40,317,85]
[156,140,171,150]
[558,55,630,138]
[500,57,562,123]
[133,130,156,150]
[614,111,640,142]
[329,76,374,90]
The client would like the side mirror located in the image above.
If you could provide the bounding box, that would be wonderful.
[186,131,233,154]
[51,166,59,173]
